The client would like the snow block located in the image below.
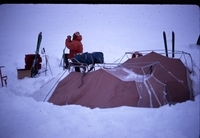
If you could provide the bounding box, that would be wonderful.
[17,69,31,79]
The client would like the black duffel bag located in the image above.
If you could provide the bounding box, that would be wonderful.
[74,52,104,65]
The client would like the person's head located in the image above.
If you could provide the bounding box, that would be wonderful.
[73,31,81,40]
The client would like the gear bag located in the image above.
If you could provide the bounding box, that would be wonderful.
[74,52,104,65]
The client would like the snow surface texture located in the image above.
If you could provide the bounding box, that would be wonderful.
[0,4,199,138]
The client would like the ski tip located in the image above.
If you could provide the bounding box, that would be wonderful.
[163,31,166,35]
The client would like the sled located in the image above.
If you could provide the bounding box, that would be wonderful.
[62,52,104,73]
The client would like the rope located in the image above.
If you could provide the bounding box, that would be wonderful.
[78,72,86,88]
[43,69,68,102]
[77,54,96,88]
[40,71,63,89]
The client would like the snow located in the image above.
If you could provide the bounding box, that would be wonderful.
[0,4,199,138]
[105,66,151,82]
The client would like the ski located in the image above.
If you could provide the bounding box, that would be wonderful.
[31,32,42,77]
[163,31,168,57]
[172,31,175,58]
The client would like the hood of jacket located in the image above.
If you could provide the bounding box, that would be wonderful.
[73,35,82,41]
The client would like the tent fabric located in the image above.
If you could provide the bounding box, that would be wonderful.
[48,51,193,108]
[121,51,193,103]
[48,68,167,108]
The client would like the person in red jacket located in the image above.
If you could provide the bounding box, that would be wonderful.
[65,31,83,72]
[131,51,143,58]
[65,31,83,58]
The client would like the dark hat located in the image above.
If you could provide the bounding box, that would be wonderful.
[73,31,80,40]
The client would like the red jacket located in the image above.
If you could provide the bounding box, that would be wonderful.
[65,35,83,59]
